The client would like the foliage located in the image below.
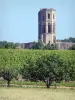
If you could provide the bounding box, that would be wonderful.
[44,43,59,50]
[2,70,13,87]
[31,40,44,49]
[0,49,75,88]
[32,41,37,49]
[61,37,75,43]
[37,40,44,49]
[31,41,59,50]
[0,41,23,49]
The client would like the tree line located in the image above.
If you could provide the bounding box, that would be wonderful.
[0,38,75,50]
[0,41,23,49]
[60,37,75,43]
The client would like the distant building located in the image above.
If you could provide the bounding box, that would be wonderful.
[38,8,56,44]
[23,42,34,49]
[56,42,75,49]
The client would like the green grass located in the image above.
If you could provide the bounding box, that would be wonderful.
[58,81,75,87]
[0,87,75,100]
[0,80,75,87]
[52,81,75,87]
[0,80,45,86]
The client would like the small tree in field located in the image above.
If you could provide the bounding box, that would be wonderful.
[3,70,13,87]
[36,53,63,88]
[1,68,18,87]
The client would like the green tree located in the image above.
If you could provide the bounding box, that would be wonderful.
[44,43,59,50]
[31,40,44,49]
[61,37,75,43]
[36,53,63,88]
[44,43,51,49]
[62,58,75,81]
[32,41,37,49]
[2,70,13,87]
[37,40,44,49]
[0,41,7,48]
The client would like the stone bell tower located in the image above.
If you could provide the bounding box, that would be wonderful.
[38,8,56,44]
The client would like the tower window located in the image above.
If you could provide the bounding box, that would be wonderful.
[48,14,50,19]
[48,23,52,33]
[53,14,55,19]
[53,23,55,33]
[42,25,46,33]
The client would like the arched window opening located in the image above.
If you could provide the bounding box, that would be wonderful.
[48,14,50,19]
[48,23,52,33]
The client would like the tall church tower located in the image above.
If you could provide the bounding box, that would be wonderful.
[38,8,56,44]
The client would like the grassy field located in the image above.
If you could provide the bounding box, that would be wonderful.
[0,87,75,100]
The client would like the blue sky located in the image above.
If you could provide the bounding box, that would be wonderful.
[0,0,75,43]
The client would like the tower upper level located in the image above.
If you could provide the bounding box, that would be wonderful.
[38,8,56,23]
